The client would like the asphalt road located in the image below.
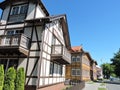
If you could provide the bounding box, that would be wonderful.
[106,83,120,90]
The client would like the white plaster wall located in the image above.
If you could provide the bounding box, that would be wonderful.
[27,58,38,76]
[45,60,50,76]
[26,78,37,85]
[18,58,27,72]
[0,30,4,35]
[12,1,26,5]
[44,78,49,85]
[1,6,10,24]
[36,26,42,41]
[49,78,53,84]
[40,59,46,76]
[35,4,46,18]
[6,24,24,29]
[26,3,35,20]
[31,43,39,50]
[30,51,40,57]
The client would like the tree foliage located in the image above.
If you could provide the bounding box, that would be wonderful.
[0,65,4,90]
[111,49,120,78]
[101,63,114,79]
[15,67,25,90]
[4,67,16,90]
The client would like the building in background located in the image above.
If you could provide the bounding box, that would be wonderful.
[96,66,103,80]
[0,0,71,90]
[65,46,97,83]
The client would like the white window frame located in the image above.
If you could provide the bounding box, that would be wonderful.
[10,4,28,15]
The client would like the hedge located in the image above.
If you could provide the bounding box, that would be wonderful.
[4,67,16,90]
[0,65,4,90]
[15,67,25,90]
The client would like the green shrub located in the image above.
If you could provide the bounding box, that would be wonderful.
[0,65,4,90]
[4,67,16,90]
[15,67,25,90]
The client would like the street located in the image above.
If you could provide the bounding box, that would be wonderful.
[106,83,120,90]
[82,81,120,90]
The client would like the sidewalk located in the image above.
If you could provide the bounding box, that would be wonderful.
[82,82,107,90]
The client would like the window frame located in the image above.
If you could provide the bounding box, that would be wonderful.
[71,68,81,76]
[10,4,28,15]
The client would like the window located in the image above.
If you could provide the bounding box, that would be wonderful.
[76,56,80,62]
[9,4,28,22]
[11,4,28,15]
[49,62,54,75]
[20,5,28,14]
[72,56,76,62]
[71,68,81,76]
[6,30,23,35]
[72,56,80,62]
[49,62,63,75]
[11,6,19,15]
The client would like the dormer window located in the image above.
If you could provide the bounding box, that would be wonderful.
[8,4,28,22]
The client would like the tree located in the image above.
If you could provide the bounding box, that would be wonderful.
[101,63,114,79]
[4,67,16,90]
[0,65,4,90]
[111,49,120,78]
[15,67,25,90]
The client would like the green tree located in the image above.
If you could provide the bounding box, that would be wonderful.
[0,65,4,90]
[4,67,16,90]
[15,67,25,90]
[111,49,120,78]
[101,63,114,79]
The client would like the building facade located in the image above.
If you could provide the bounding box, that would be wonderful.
[65,46,97,82]
[0,0,71,90]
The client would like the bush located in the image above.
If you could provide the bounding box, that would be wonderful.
[0,65,4,90]
[4,67,16,90]
[15,67,25,90]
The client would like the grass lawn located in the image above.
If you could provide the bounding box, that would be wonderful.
[98,88,106,90]
[100,83,105,86]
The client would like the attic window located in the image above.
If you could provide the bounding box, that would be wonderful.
[9,4,28,22]
[10,4,28,15]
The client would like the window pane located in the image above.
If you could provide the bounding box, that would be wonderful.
[72,69,76,76]
[20,5,28,14]
[12,7,19,15]
[76,69,80,75]
[49,62,54,74]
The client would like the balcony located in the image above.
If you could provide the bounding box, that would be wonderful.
[51,45,71,64]
[0,34,30,56]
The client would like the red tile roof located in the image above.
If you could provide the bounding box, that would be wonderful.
[71,46,83,52]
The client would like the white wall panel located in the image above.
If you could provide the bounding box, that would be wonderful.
[35,5,45,18]
[6,24,24,29]
[30,51,40,57]
[44,78,49,85]
[0,30,4,35]
[49,78,53,84]
[30,43,39,50]
[27,58,38,76]
[18,58,27,72]
[45,60,50,76]
[26,3,35,20]
[1,6,10,24]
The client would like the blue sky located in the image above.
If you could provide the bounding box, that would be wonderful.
[42,0,120,66]
[0,0,120,66]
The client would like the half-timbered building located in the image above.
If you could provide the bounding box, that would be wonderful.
[0,0,71,90]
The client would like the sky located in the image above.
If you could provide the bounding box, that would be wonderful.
[0,0,120,66]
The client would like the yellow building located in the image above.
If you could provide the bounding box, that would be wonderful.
[65,46,97,83]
